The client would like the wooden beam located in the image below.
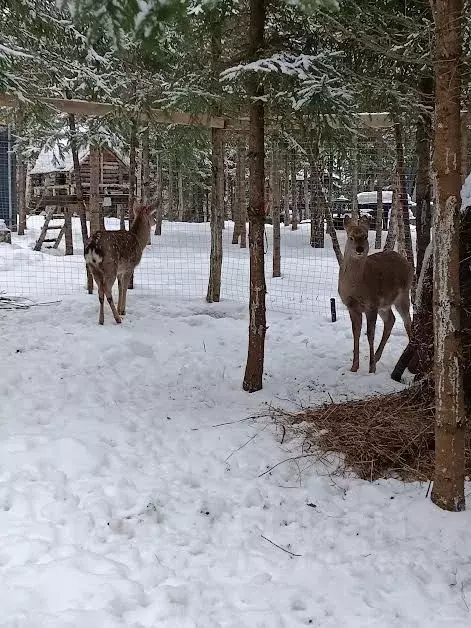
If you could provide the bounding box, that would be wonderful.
[0,93,236,130]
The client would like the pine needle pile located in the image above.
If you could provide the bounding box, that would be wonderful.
[276,382,471,482]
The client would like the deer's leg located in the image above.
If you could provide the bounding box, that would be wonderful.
[366,309,378,374]
[120,272,132,316]
[105,277,121,324]
[98,282,105,325]
[348,309,362,372]
[394,291,412,340]
[375,307,396,363]
[117,275,123,315]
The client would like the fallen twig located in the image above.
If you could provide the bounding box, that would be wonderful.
[261,534,302,557]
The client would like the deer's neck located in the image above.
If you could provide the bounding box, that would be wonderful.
[130,217,150,250]
[341,253,366,277]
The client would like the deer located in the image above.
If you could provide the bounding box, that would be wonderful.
[84,204,155,325]
[338,215,413,374]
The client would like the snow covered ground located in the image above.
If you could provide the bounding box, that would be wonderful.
[0,218,470,627]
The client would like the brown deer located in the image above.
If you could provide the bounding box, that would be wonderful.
[85,204,155,325]
[338,216,413,373]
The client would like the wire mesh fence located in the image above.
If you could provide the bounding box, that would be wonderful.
[0,123,420,320]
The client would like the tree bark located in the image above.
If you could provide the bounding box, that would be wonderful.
[291,151,298,230]
[232,144,242,244]
[206,128,225,302]
[206,16,224,303]
[351,134,359,221]
[309,146,325,248]
[239,143,247,248]
[394,119,415,273]
[89,146,101,237]
[303,167,309,222]
[243,0,266,393]
[283,152,290,226]
[68,112,93,292]
[64,206,73,255]
[127,120,137,289]
[141,127,150,205]
[178,169,184,221]
[430,0,465,512]
[17,154,27,236]
[374,136,384,249]
[154,155,163,235]
[415,94,433,278]
[272,145,281,277]
[168,157,174,220]
[383,186,397,251]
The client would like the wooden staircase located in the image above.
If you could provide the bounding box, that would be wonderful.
[34,208,72,253]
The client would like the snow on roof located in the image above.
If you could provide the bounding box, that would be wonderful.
[31,140,129,175]
[30,141,89,175]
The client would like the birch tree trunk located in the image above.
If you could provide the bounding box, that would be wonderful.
[430,0,465,512]
[243,0,266,393]
[291,151,298,231]
[272,145,281,277]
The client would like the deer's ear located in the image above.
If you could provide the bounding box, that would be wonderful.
[344,215,352,229]
[149,207,157,216]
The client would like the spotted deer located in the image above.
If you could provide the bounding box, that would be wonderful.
[338,216,413,373]
[85,204,155,325]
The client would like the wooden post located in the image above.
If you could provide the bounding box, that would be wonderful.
[64,206,73,255]
[89,146,101,237]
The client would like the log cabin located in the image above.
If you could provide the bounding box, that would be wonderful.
[29,143,130,217]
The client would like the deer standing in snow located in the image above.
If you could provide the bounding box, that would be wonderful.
[338,216,413,373]
[85,204,155,325]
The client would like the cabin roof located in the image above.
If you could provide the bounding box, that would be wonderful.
[30,142,129,175]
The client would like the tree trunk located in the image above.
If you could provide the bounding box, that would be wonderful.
[68,112,93,292]
[206,17,224,303]
[291,151,298,230]
[168,157,174,220]
[127,121,137,289]
[243,0,266,393]
[272,145,281,277]
[283,152,290,226]
[303,167,309,222]
[351,134,359,221]
[64,206,73,255]
[309,147,325,248]
[394,119,415,273]
[17,155,27,235]
[374,137,384,249]
[178,169,184,221]
[207,129,225,302]
[154,155,163,235]
[232,142,243,244]
[430,0,465,512]
[383,187,397,251]
[89,146,101,237]
[415,97,433,278]
[141,127,150,205]
[239,143,247,248]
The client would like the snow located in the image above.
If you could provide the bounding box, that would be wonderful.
[30,142,89,174]
[461,172,471,212]
[1,217,471,626]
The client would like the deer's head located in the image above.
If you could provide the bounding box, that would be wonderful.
[133,204,156,227]
[344,215,370,259]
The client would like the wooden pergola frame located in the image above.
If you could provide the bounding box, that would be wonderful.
[0,93,397,130]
